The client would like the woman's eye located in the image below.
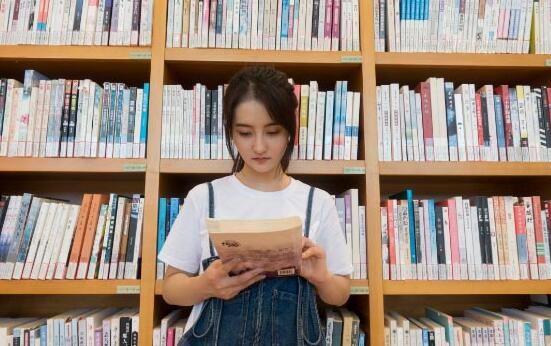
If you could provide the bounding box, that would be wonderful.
[238,132,252,137]
[267,130,281,135]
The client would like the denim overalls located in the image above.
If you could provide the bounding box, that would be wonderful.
[179,182,325,346]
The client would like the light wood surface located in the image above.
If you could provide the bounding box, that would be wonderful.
[0,158,146,172]
[379,161,551,176]
[0,280,141,294]
[0,46,152,61]
[384,280,551,295]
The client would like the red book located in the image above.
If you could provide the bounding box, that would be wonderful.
[416,81,434,161]
[437,199,460,279]
[495,85,513,151]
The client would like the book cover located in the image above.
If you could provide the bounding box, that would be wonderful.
[207,216,303,277]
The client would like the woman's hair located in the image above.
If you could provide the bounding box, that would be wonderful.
[223,65,298,173]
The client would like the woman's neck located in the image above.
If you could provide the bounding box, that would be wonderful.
[235,165,291,192]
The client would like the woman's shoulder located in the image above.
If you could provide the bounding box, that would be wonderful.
[292,178,333,203]
[186,175,235,201]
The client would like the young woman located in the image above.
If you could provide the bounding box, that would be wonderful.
[159,65,352,345]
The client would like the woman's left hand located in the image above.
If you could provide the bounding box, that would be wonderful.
[299,237,331,286]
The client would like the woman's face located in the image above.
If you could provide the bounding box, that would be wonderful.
[232,99,290,174]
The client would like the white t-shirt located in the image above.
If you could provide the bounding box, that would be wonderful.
[158,174,353,332]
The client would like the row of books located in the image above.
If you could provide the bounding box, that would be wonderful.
[155,307,366,346]
[0,193,144,280]
[381,190,551,281]
[377,80,551,162]
[373,0,546,54]
[324,307,366,346]
[166,0,360,51]
[0,0,154,45]
[155,188,367,280]
[0,308,139,346]
[161,80,361,161]
[385,305,551,346]
[0,71,150,158]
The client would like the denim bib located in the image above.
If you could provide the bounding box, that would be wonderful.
[179,182,325,346]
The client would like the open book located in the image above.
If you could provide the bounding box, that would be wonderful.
[206,216,303,277]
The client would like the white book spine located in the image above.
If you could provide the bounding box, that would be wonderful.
[314,91,325,160]
[306,81,318,160]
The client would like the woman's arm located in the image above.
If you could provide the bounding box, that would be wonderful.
[300,237,351,306]
[162,260,266,306]
[310,273,351,306]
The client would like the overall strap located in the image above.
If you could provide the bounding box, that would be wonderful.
[304,186,315,238]
[207,182,216,257]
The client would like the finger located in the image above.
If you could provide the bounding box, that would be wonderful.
[220,258,242,274]
[302,237,315,250]
[230,267,264,287]
[238,271,266,291]
[302,247,323,259]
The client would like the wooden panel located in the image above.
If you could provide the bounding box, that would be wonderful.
[380,162,551,177]
[0,280,141,295]
[384,280,551,295]
[0,61,150,87]
[160,159,367,175]
[0,295,139,317]
[0,46,152,61]
[155,279,370,295]
[164,61,362,91]
[376,53,551,86]
[165,49,362,64]
[384,295,532,318]
[0,158,147,173]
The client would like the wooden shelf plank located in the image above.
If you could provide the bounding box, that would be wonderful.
[376,52,551,69]
[165,48,362,65]
[155,279,369,295]
[0,280,141,294]
[384,280,551,295]
[160,159,366,175]
[0,158,147,173]
[0,46,152,61]
[379,162,551,177]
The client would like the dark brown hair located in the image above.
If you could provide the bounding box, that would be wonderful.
[223,65,297,173]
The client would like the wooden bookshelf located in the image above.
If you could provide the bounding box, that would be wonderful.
[154,279,371,296]
[160,159,366,175]
[379,161,551,176]
[165,48,362,65]
[376,52,551,69]
[383,280,551,295]
[2,0,550,344]
[0,158,147,173]
[0,280,141,295]
[0,46,152,61]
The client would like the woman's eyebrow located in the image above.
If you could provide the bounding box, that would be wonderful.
[234,123,280,127]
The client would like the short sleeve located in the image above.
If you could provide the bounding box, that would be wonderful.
[314,195,353,276]
[157,188,204,275]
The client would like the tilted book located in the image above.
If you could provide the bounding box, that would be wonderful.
[206,216,302,277]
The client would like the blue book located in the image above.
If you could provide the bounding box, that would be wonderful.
[428,199,438,276]
[424,0,429,20]
[216,0,224,34]
[358,329,365,345]
[390,189,417,265]
[169,197,180,231]
[140,83,150,156]
[339,81,348,159]
[400,0,406,20]
[493,95,506,160]
[444,82,458,160]
[426,307,455,346]
[158,198,167,260]
[15,197,43,265]
[40,325,47,346]
[281,0,289,39]
[333,81,342,159]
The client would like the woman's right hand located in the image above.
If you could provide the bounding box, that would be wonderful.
[201,258,266,300]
